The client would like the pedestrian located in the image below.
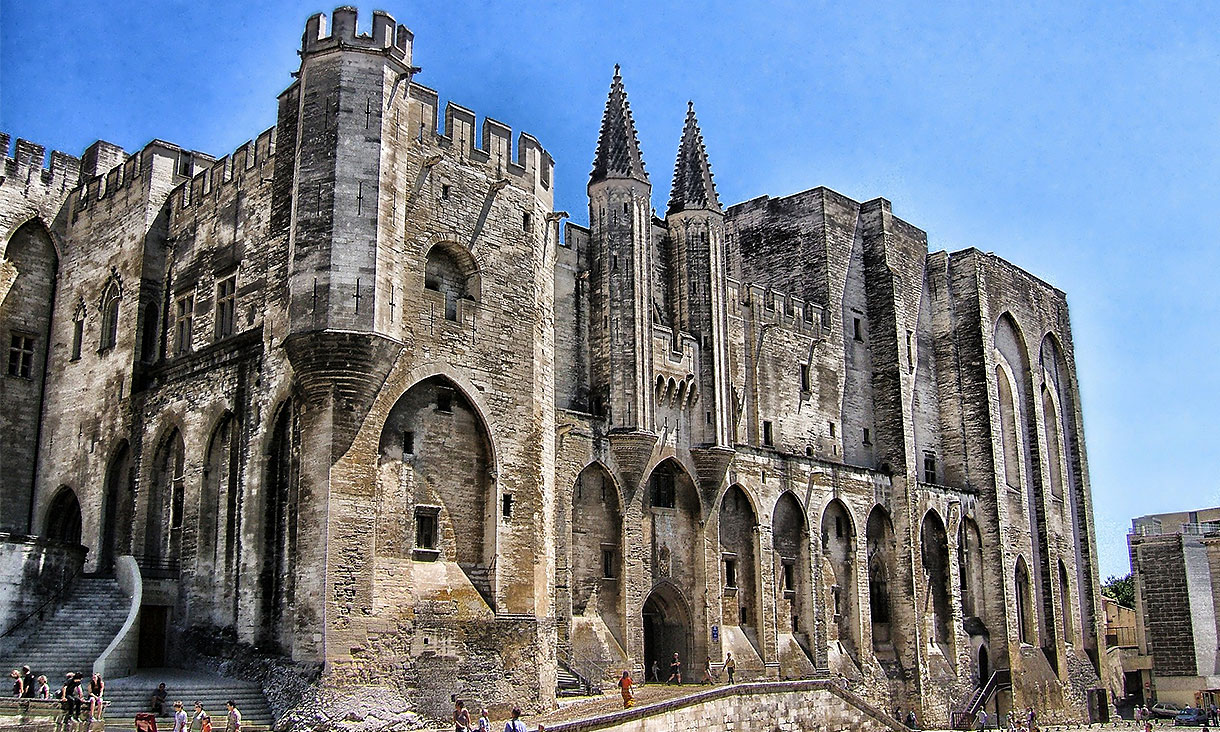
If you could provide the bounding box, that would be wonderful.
[34,676,49,700]
[978,709,989,730]
[701,657,713,684]
[1026,706,1036,732]
[503,707,526,732]
[88,673,105,722]
[650,660,659,683]
[894,707,902,724]
[225,700,241,732]
[453,699,471,732]
[191,702,211,732]
[906,710,918,729]
[478,708,491,732]
[152,683,168,716]
[8,669,22,697]
[173,701,188,732]
[618,670,634,708]
[725,652,736,684]
[21,666,35,699]
[667,652,682,684]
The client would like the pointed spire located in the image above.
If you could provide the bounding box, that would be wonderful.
[589,65,649,186]
[667,101,721,215]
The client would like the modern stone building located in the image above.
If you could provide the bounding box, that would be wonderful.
[1126,507,1220,709]
[0,7,1105,727]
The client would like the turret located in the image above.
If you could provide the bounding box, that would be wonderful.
[283,7,416,333]
[665,103,733,457]
[587,66,658,484]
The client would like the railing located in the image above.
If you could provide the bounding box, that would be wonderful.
[951,669,1012,729]
[1106,626,1139,648]
[1131,522,1220,537]
[558,646,610,695]
[136,555,180,579]
[0,565,80,639]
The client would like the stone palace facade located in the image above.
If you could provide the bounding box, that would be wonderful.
[0,6,1106,725]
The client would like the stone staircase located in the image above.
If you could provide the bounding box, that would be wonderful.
[103,670,273,728]
[557,665,587,697]
[0,576,127,680]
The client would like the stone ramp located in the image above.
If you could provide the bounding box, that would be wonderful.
[532,680,907,732]
[102,668,272,728]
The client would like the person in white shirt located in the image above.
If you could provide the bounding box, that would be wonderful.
[173,701,188,732]
[504,707,526,732]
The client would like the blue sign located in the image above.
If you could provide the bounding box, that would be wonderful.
[711,625,719,641]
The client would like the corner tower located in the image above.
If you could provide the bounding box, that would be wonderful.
[281,8,415,332]
[588,67,658,484]
[665,103,734,461]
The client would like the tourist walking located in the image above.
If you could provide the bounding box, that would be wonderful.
[650,660,659,683]
[701,657,713,684]
[617,671,634,708]
[504,707,526,732]
[34,676,49,700]
[977,709,989,730]
[9,669,23,697]
[905,710,918,729]
[191,702,211,732]
[725,652,736,684]
[225,700,241,732]
[667,652,682,684]
[453,699,471,732]
[478,708,491,732]
[173,701,189,732]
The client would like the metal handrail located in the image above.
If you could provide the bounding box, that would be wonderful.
[558,647,610,694]
[0,566,81,639]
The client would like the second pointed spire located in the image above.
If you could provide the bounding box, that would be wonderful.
[667,101,721,215]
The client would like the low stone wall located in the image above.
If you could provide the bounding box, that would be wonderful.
[0,533,85,643]
[541,680,906,732]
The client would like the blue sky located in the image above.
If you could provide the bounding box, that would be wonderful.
[3,0,1218,580]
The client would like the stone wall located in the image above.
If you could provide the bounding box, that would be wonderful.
[0,534,84,642]
[541,680,903,732]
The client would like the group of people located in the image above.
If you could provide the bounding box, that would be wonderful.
[451,700,527,732]
[615,652,740,708]
[893,706,919,729]
[8,667,107,724]
[156,698,243,732]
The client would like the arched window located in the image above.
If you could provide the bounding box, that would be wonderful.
[424,243,479,322]
[996,365,1021,488]
[1015,557,1033,644]
[921,511,953,645]
[1059,560,1073,643]
[100,280,121,351]
[1042,386,1065,499]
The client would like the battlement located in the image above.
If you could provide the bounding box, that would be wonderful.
[303,7,413,65]
[731,279,827,338]
[408,83,554,189]
[176,126,277,211]
[0,133,81,192]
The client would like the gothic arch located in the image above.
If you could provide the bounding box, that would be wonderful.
[958,517,985,621]
[773,491,812,643]
[260,399,299,651]
[424,241,481,320]
[866,505,898,652]
[143,426,186,564]
[920,509,953,647]
[642,580,693,679]
[1015,555,1034,644]
[200,410,240,627]
[569,462,623,615]
[44,485,82,546]
[1058,559,1074,644]
[719,484,759,630]
[100,440,132,570]
[821,498,859,660]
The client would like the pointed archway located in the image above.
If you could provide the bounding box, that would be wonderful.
[45,486,82,545]
[642,583,692,682]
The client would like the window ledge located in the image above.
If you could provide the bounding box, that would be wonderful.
[412,548,440,561]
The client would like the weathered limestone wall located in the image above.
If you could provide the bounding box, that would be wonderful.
[0,535,84,640]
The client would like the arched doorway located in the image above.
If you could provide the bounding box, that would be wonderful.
[642,584,692,682]
[100,442,132,571]
[44,486,82,545]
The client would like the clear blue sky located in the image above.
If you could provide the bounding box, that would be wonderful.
[3,0,1218,580]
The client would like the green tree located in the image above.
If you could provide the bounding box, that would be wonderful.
[1102,572,1136,608]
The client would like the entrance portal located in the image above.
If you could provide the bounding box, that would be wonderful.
[642,584,692,682]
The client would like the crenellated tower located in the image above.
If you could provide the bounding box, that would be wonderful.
[664,103,734,471]
[588,67,658,485]
[281,8,415,333]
